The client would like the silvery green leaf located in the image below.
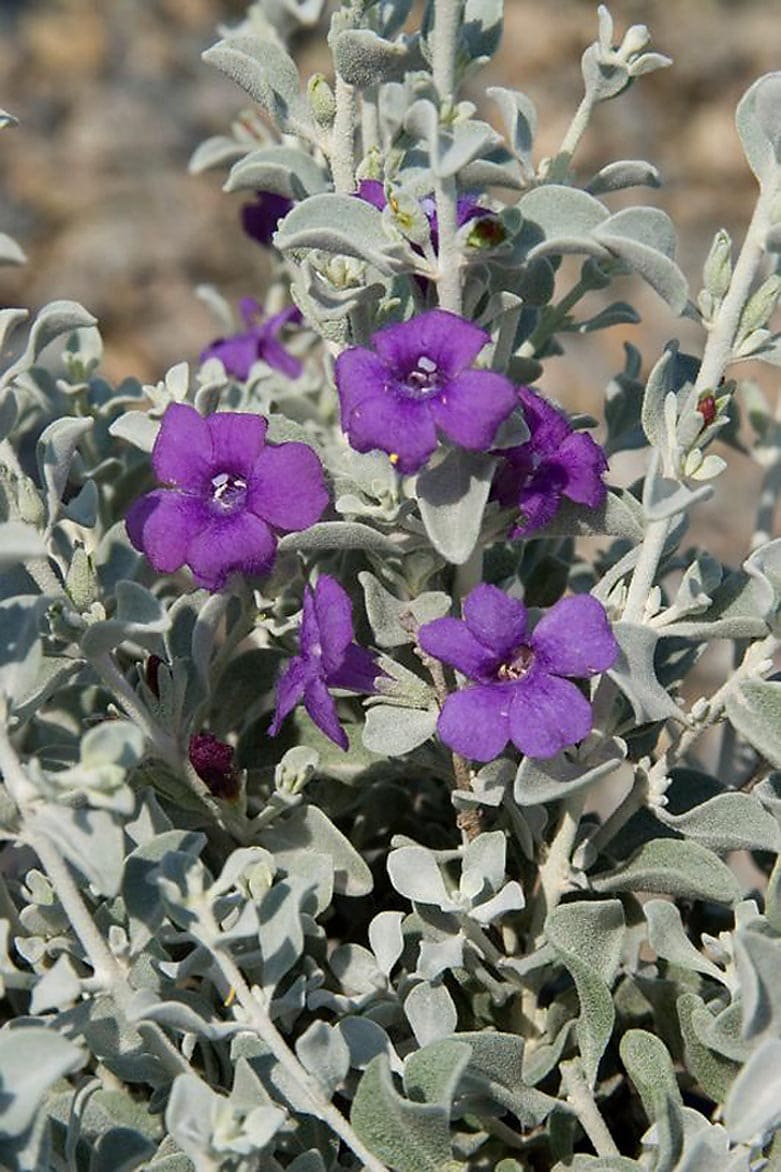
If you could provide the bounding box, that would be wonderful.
[734,924,781,1040]
[593,208,689,313]
[127,990,243,1040]
[188,133,247,174]
[546,900,625,1085]
[619,1030,683,1167]
[0,521,45,568]
[470,880,524,924]
[0,309,28,358]
[552,1160,638,1172]
[373,655,434,708]
[368,910,404,977]
[576,301,640,332]
[36,415,93,520]
[403,1038,472,1108]
[30,804,125,895]
[288,1154,327,1172]
[225,145,329,197]
[359,572,450,647]
[295,1020,350,1097]
[677,993,741,1104]
[0,594,47,709]
[518,185,609,257]
[447,1031,559,1126]
[404,981,457,1047]
[202,36,309,134]
[277,520,402,558]
[28,952,81,1014]
[340,1016,399,1073]
[363,703,438,756]
[536,488,645,541]
[0,232,25,266]
[275,194,404,274]
[725,680,781,769]
[609,622,685,723]
[255,879,308,992]
[654,792,780,854]
[487,86,537,178]
[0,109,18,128]
[387,846,455,911]
[1,299,97,386]
[108,409,158,453]
[123,830,206,954]
[462,0,503,62]
[724,1037,781,1142]
[514,742,625,806]
[259,804,372,897]
[644,901,725,983]
[165,1074,220,1165]
[81,580,171,657]
[591,839,742,904]
[417,934,464,981]
[62,477,98,527]
[351,1054,455,1172]
[585,160,661,195]
[417,449,495,565]
[736,72,781,184]
[0,1027,84,1137]
[333,29,423,87]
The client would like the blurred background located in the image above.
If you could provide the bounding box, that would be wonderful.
[1,0,779,563]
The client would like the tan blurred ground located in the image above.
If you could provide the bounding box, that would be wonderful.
[1,0,778,559]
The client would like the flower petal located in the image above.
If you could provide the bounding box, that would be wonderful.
[346,392,437,474]
[508,671,592,758]
[418,616,498,680]
[206,412,267,479]
[516,386,571,452]
[431,369,516,451]
[555,432,608,507]
[268,656,311,735]
[510,464,566,537]
[373,310,488,379]
[257,335,302,379]
[462,584,528,659]
[126,489,206,573]
[531,595,618,677]
[304,676,348,749]
[241,193,293,247]
[185,511,276,591]
[248,441,328,532]
[437,685,511,761]
[328,643,379,693]
[152,402,213,490]
[355,180,387,210]
[334,347,390,419]
[201,332,259,381]
[313,575,354,675]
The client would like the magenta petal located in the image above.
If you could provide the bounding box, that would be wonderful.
[556,432,609,506]
[508,672,592,758]
[299,587,321,660]
[462,585,527,659]
[347,392,437,474]
[201,333,259,381]
[431,370,516,450]
[531,595,618,677]
[328,643,379,692]
[437,685,511,761]
[334,348,390,419]
[355,180,387,210]
[418,616,498,679]
[152,403,213,490]
[206,412,267,478]
[313,575,354,675]
[248,442,328,532]
[304,676,348,749]
[374,310,488,378]
[269,657,311,735]
[126,489,206,573]
[185,512,276,591]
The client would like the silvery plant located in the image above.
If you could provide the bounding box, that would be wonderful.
[3,1,781,1168]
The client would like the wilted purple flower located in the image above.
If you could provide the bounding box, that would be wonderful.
[241,191,294,247]
[269,574,379,750]
[126,402,328,591]
[201,298,303,381]
[189,732,240,801]
[334,309,516,474]
[493,386,609,538]
[355,182,496,251]
[419,584,618,762]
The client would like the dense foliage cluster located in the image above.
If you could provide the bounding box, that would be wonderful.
[2,2,781,1169]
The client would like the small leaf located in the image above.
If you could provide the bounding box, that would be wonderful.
[277,520,401,558]
[619,1030,683,1167]
[736,72,781,184]
[202,36,307,132]
[591,839,742,904]
[609,622,685,724]
[645,901,725,982]
[404,982,458,1047]
[403,1038,472,1106]
[0,1027,84,1136]
[724,1037,781,1142]
[225,146,328,198]
[416,449,495,565]
[351,1054,455,1172]
[81,580,171,657]
[725,679,781,769]
[275,193,404,274]
[0,522,46,568]
[363,704,438,756]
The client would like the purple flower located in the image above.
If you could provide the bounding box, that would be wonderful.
[269,574,379,750]
[334,309,517,474]
[241,191,294,247]
[126,402,328,591]
[201,298,303,381]
[419,584,618,762]
[355,182,495,251]
[189,732,240,801]
[493,386,609,538]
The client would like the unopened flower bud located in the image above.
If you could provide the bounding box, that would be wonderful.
[308,73,336,127]
[188,732,240,802]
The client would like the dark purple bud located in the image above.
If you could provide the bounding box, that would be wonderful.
[188,732,240,801]
[145,654,162,698]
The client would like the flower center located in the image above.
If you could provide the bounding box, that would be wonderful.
[210,471,248,511]
[400,354,442,400]
[497,644,534,681]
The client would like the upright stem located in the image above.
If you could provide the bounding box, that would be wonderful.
[331,75,356,194]
[561,1059,620,1157]
[431,0,463,315]
[547,94,595,182]
[622,514,670,623]
[431,0,460,103]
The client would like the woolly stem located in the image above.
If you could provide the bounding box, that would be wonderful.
[561,1058,620,1157]
[547,93,595,182]
[431,0,460,103]
[431,0,463,315]
[89,652,178,765]
[621,514,670,623]
[331,74,356,194]
[529,792,585,941]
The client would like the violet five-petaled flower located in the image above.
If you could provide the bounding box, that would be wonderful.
[269,574,379,750]
[241,190,294,247]
[493,385,609,538]
[126,402,328,592]
[418,584,618,762]
[201,298,303,381]
[334,309,517,474]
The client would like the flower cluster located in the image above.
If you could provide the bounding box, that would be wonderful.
[201,298,302,381]
[355,180,496,251]
[127,402,328,591]
[419,584,618,761]
[269,575,378,749]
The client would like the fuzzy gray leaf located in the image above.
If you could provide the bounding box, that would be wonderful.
[416,449,495,564]
[591,839,742,904]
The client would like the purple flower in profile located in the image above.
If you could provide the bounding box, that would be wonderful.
[419,584,618,762]
[201,298,303,381]
[241,191,294,247]
[493,386,609,538]
[334,309,516,474]
[189,732,240,801]
[355,182,496,251]
[126,402,328,591]
[269,575,379,750]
